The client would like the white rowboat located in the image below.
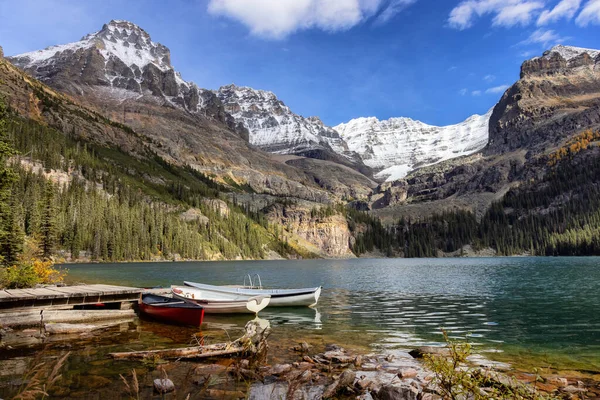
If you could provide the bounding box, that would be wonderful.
[171,286,270,314]
[183,281,321,308]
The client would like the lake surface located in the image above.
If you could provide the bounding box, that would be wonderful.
[64,257,600,372]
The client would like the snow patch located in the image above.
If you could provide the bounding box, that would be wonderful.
[542,45,600,61]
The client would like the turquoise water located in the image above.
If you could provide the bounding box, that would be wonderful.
[64,257,600,372]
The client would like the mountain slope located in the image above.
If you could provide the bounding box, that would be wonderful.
[334,109,492,181]
[370,44,600,220]
[216,84,371,175]
[6,20,374,202]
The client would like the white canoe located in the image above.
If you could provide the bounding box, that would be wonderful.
[171,286,270,314]
[183,281,321,308]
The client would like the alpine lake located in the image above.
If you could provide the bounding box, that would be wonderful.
[1,257,599,398]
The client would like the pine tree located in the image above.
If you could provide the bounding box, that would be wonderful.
[0,98,19,265]
[40,182,57,259]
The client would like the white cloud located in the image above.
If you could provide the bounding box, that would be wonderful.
[518,28,568,45]
[483,74,496,82]
[520,50,538,57]
[207,0,417,39]
[486,84,510,93]
[576,0,600,26]
[448,0,545,30]
[472,90,482,96]
[458,88,468,95]
[375,0,417,24]
[538,0,581,25]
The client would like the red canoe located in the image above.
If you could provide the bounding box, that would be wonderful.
[139,293,204,326]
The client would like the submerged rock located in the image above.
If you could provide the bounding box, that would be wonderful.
[153,378,174,393]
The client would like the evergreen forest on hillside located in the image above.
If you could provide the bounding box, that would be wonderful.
[0,99,306,265]
[352,138,600,257]
[2,94,600,269]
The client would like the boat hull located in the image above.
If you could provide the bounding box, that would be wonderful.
[171,287,270,314]
[183,282,321,308]
[139,294,204,326]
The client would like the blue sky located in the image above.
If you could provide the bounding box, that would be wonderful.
[0,0,599,126]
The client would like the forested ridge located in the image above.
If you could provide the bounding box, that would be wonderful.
[352,137,600,257]
[0,99,309,263]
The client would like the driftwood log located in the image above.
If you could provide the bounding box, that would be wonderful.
[109,318,271,360]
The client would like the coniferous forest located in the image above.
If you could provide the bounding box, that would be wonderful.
[351,140,600,258]
[2,91,600,268]
[0,98,305,265]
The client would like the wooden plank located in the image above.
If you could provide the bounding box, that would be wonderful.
[0,290,14,299]
[4,289,35,299]
[19,288,63,298]
[48,286,101,295]
[0,285,144,311]
[89,284,141,292]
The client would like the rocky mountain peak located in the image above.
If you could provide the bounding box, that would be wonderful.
[7,20,247,137]
[10,19,171,73]
[488,44,600,155]
[89,19,171,70]
[521,44,600,78]
[215,84,371,174]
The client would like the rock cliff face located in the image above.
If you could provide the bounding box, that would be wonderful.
[488,45,600,155]
[265,204,355,258]
[216,84,371,175]
[334,110,492,181]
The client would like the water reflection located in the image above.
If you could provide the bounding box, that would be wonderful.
[62,257,600,371]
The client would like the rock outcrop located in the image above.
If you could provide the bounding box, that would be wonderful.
[488,45,600,155]
[265,203,355,258]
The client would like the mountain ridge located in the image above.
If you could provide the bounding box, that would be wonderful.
[334,109,493,181]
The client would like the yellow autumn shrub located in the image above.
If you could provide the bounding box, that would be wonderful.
[0,259,66,289]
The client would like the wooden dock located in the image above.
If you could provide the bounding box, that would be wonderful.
[0,284,144,310]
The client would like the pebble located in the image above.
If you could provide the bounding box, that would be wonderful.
[398,368,418,379]
[270,363,292,375]
[153,378,174,393]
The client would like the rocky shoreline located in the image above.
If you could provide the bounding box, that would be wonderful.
[243,343,598,399]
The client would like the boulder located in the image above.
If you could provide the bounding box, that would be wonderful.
[374,384,420,400]
[322,369,356,398]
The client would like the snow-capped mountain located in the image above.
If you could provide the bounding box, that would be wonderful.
[334,109,493,181]
[8,20,222,117]
[216,84,368,172]
[539,44,600,62]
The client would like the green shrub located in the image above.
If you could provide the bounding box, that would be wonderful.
[424,331,553,400]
